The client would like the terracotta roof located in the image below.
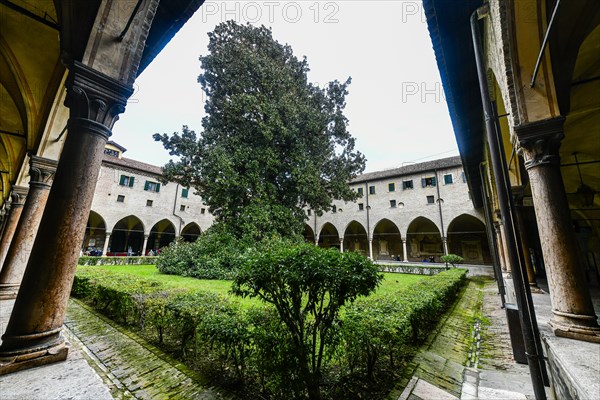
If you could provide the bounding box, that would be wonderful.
[102,154,163,176]
[350,156,463,183]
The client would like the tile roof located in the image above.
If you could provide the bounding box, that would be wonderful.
[350,156,463,183]
[102,154,163,176]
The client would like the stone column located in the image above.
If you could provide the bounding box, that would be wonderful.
[0,187,28,268]
[142,234,149,256]
[402,239,408,262]
[512,186,538,288]
[102,232,111,256]
[517,117,600,342]
[442,237,449,256]
[494,212,512,273]
[0,157,57,299]
[368,238,373,259]
[493,222,507,271]
[314,239,319,246]
[339,237,344,252]
[0,61,133,374]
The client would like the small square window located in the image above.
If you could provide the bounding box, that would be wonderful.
[119,175,135,187]
[402,180,414,190]
[357,187,364,196]
[388,183,395,192]
[146,200,153,207]
[117,195,125,203]
[181,188,189,198]
[180,204,186,211]
[369,186,376,195]
[422,177,437,187]
[358,203,364,211]
[444,174,453,184]
[427,195,435,204]
[307,209,312,216]
[332,205,337,213]
[390,200,397,208]
[201,208,206,214]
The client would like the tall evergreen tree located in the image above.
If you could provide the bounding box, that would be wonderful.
[154,21,365,239]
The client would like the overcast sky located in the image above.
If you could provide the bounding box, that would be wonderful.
[112,1,458,173]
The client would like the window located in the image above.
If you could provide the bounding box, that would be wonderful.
[146,200,153,207]
[181,188,189,198]
[390,200,397,208]
[388,183,395,192]
[104,148,119,157]
[119,175,135,187]
[201,208,206,214]
[180,204,186,211]
[357,187,364,196]
[117,195,125,203]
[307,209,312,216]
[369,186,376,195]
[332,205,337,213]
[427,195,435,204]
[358,203,364,211]
[421,176,437,187]
[444,174,453,184]
[144,181,161,193]
[402,180,414,190]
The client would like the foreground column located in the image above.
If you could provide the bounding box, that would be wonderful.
[0,187,28,268]
[402,239,408,262]
[517,117,600,342]
[0,62,133,374]
[0,157,57,299]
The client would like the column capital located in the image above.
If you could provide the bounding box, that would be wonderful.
[10,186,29,206]
[65,61,134,139]
[29,156,58,189]
[515,117,566,170]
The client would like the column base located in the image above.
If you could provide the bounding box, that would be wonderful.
[0,340,68,376]
[549,313,600,344]
[0,283,19,300]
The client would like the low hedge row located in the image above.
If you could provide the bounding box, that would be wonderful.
[78,256,159,266]
[71,267,467,399]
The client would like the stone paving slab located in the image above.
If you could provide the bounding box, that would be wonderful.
[64,298,231,400]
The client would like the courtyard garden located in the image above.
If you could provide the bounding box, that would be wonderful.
[73,243,467,400]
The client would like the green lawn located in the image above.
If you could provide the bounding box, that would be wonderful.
[80,264,430,303]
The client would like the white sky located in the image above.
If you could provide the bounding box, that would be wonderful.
[112,1,458,173]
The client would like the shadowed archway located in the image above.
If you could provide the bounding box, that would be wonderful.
[109,216,145,255]
[82,211,106,255]
[373,218,402,261]
[406,217,442,262]
[343,220,368,255]
[447,214,490,265]
[181,222,201,242]
[318,222,340,250]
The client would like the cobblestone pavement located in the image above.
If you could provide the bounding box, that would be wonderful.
[65,299,231,400]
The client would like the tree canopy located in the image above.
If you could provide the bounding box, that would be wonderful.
[154,21,365,239]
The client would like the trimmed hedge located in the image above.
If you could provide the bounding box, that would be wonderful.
[72,266,467,399]
[78,256,159,266]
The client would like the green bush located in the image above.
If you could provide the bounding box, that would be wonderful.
[156,225,245,280]
[440,253,464,267]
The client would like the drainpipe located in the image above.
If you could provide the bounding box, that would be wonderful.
[435,169,447,255]
[471,7,548,399]
[365,181,372,259]
[480,162,506,307]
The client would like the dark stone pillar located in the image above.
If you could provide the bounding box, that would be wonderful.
[0,187,28,268]
[0,157,57,299]
[0,61,133,374]
[517,117,600,343]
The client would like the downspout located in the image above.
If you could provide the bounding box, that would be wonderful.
[480,162,506,307]
[435,169,447,255]
[471,7,548,399]
[365,181,371,258]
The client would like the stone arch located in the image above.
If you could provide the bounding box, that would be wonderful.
[373,218,402,261]
[181,222,201,242]
[304,224,315,244]
[406,216,442,262]
[318,222,340,250]
[148,219,177,252]
[343,220,368,256]
[108,215,145,255]
[82,210,106,254]
[447,214,490,265]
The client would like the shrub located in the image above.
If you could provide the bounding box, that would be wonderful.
[440,253,464,267]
